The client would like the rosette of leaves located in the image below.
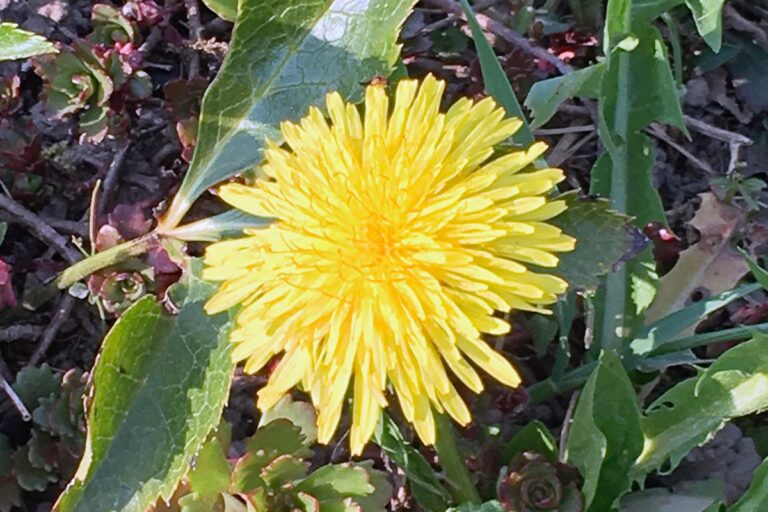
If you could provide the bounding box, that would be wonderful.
[0,365,86,507]
[33,5,150,141]
[497,452,583,512]
[162,399,391,512]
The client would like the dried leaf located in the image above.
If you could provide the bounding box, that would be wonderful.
[646,193,748,327]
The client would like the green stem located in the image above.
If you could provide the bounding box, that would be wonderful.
[434,413,481,505]
[56,233,157,289]
[649,323,768,356]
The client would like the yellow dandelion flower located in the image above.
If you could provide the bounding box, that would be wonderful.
[203,75,575,455]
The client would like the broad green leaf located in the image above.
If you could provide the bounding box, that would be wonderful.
[729,456,768,511]
[201,0,236,21]
[54,282,235,511]
[684,0,725,52]
[525,63,604,129]
[187,436,231,498]
[295,464,373,496]
[549,192,642,292]
[352,461,393,511]
[374,414,452,512]
[0,23,57,61]
[632,0,683,21]
[167,210,271,242]
[565,351,643,512]
[434,414,480,505]
[162,0,416,229]
[458,0,533,146]
[634,333,768,477]
[259,395,317,446]
[501,420,558,463]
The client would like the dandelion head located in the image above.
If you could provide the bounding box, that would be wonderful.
[203,75,575,455]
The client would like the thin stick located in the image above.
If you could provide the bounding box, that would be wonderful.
[0,193,80,264]
[684,115,753,146]
[98,143,130,216]
[184,0,204,77]
[28,295,76,367]
[1,377,31,421]
[648,124,715,174]
[559,389,580,462]
[423,0,574,75]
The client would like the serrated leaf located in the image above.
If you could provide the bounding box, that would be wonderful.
[258,395,317,446]
[13,364,61,411]
[525,63,604,129]
[296,464,373,497]
[233,419,310,492]
[550,193,644,292]
[261,455,308,488]
[634,333,768,478]
[161,0,416,228]
[188,436,231,498]
[350,461,392,512]
[0,23,57,61]
[374,414,451,512]
[54,281,235,511]
[565,351,643,511]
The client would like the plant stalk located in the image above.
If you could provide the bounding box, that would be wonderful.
[434,413,481,505]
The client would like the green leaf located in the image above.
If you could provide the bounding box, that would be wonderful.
[374,414,452,512]
[261,455,308,488]
[549,193,642,292]
[564,351,643,512]
[201,0,237,21]
[567,0,604,28]
[0,23,57,61]
[166,210,271,242]
[525,63,604,129]
[457,0,533,146]
[634,333,768,477]
[684,0,725,52]
[629,284,760,357]
[188,435,231,498]
[0,222,6,246]
[296,464,373,497]
[501,420,558,463]
[729,456,768,511]
[54,282,235,511]
[434,414,480,505]
[161,0,416,229]
[739,248,768,291]
[258,395,318,446]
[631,0,684,22]
[233,419,310,492]
[13,364,61,410]
[591,20,686,348]
[351,461,393,511]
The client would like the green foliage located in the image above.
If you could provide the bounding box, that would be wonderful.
[729,456,768,511]
[634,333,768,477]
[375,414,452,512]
[32,6,148,141]
[0,22,56,61]
[502,421,558,463]
[458,0,534,146]
[161,0,417,229]
[525,64,604,129]
[565,351,643,511]
[0,367,86,510]
[170,406,391,511]
[54,271,235,512]
[549,193,642,292]
[201,0,237,21]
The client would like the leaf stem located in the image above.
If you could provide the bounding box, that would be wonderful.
[434,413,481,505]
[55,233,157,289]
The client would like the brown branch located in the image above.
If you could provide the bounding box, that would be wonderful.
[28,295,76,367]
